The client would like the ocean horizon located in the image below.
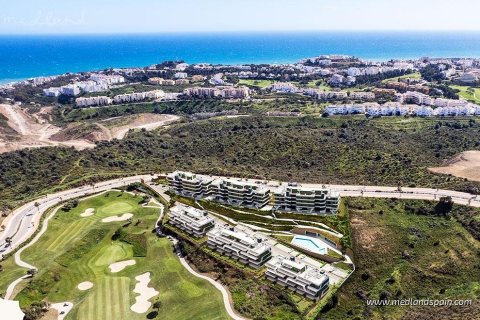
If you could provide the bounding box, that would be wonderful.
[2,31,480,83]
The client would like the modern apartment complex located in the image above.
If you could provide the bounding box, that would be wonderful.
[265,256,330,300]
[166,171,214,198]
[274,184,340,215]
[168,203,215,237]
[167,172,271,209]
[210,178,270,209]
[207,226,272,268]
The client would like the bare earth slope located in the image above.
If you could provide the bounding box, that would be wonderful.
[429,150,480,182]
[0,104,179,153]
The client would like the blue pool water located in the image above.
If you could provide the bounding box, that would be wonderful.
[291,235,327,255]
[2,31,480,83]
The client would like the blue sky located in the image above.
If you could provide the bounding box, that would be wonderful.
[1,0,480,34]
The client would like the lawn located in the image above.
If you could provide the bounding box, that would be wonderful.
[450,85,480,104]
[238,79,274,88]
[2,191,230,320]
[381,72,422,83]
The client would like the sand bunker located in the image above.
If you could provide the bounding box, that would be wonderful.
[77,281,93,291]
[429,150,480,182]
[130,272,159,314]
[101,213,133,223]
[80,208,95,217]
[109,259,136,273]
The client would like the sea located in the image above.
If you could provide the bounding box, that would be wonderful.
[1,31,480,83]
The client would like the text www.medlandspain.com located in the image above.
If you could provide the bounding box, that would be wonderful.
[366,299,473,307]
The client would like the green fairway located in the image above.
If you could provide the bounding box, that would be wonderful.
[450,85,480,103]
[381,72,422,83]
[238,79,274,88]
[3,191,230,320]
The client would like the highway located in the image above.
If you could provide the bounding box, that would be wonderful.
[0,175,153,257]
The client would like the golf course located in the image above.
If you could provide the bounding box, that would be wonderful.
[2,190,230,320]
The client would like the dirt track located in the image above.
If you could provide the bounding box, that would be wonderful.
[429,150,480,182]
[0,104,179,153]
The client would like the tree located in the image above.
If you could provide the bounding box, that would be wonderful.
[27,268,37,277]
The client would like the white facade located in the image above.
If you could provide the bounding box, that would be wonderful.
[168,203,215,237]
[265,256,329,300]
[207,226,272,268]
[167,171,214,198]
[210,178,270,209]
[274,185,340,215]
[269,82,301,93]
[75,96,112,107]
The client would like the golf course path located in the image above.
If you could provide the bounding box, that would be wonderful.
[170,238,248,320]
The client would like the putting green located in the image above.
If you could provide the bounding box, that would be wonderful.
[100,201,135,215]
[6,191,230,320]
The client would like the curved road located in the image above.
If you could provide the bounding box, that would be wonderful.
[0,175,153,257]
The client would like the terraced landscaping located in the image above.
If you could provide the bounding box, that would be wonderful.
[2,191,230,320]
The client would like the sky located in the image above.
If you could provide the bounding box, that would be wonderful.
[1,0,480,34]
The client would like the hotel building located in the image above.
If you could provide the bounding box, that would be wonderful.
[265,256,330,300]
[274,184,340,215]
[207,226,272,268]
[166,171,214,198]
[168,203,215,238]
[210,179,271,209]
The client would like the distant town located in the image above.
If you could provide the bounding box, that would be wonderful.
[2,55,480,119]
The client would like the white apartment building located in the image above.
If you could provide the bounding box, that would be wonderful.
[317,91,348,101]
[346,67,363,77]
[207,226,272,268]
[411,105,434,117]
[328,74,345,86]
[183,87,221,98]
[349,92,375,100]
[167,171,214,198]
[112,90,164,104]
[174,72,188,79]
[75,96,112,107]
[89,74,125,85]
[43,87,61,97]
[168,203,215,238]
[434,98,468,108]
[210,178,270,209]
[219,86,250,99]
[403,91,434,106]
[269,82,301,93]
[60,84,81,96]
[184,86,250,99]
[265,256,330,300]
[274,184,340,215]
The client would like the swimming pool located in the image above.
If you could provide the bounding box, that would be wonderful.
[291,235,327,255]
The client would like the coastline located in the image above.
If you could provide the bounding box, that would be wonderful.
[2,31,480,83]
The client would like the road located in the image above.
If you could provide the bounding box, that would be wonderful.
[208,175,480,208]
[0,175,153,257]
